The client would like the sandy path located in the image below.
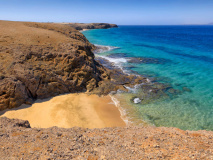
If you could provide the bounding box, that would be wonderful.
[0,93,126,128]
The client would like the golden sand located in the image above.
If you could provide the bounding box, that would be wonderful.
[0,93,126,128]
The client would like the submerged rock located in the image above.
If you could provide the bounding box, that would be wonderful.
[127,57,170,64]
[182,87,192,92]
[107,53,129,58]
[128,81,182,105]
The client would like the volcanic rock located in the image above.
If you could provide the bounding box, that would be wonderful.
[0,21,110,110]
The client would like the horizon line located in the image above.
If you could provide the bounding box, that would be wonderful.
[1,19,212,26]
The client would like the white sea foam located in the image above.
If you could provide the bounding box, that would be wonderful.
[124,83,143,93]
[124,86,137,93]
[96,54,128,72]
[146,78,151,83]
[93,44,132,73]
[94,44,120,53]
[109,94,132,126]
[97,55,127,63]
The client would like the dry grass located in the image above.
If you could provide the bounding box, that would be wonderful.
[0,20,79,48]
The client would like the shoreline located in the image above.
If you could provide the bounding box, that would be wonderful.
[83,27,213,131]
[109,94,130,125]
[83,31,193,130]
[0,93,126,128]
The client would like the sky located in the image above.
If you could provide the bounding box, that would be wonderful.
[0,0,213,25]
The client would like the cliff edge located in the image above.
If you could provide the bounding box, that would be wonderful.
[0,21,110,110]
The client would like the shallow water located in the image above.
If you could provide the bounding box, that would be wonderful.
[83,25,213,130]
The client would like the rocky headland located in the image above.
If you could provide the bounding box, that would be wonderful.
[64,23,118,30]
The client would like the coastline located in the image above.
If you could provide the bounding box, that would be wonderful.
[1,20,212,130]
[0,20,213,159]
[0,20,137,129]
[85,42,153,127]
[82,27,213,131]
[0,93,126,128]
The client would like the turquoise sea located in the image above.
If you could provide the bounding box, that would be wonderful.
[83,25,213,131]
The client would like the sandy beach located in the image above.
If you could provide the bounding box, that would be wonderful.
[0,93,126,128]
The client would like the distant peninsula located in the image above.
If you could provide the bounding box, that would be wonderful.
[63,22,118,30]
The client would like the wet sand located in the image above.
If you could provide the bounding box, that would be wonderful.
[0,93,126,128]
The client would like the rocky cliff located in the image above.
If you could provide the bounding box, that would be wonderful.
[0,21,111,110]
[0,117,212,159]
[0,20,142,111]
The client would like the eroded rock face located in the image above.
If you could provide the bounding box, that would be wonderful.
[0,21,110,110]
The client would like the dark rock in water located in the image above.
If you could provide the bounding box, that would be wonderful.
[107,53,129,58]
[174,83,184,86]
[168,88,177,94]
[178,72,194,76]
[106,54,170,65]
[127,57,170,64]
[155,77,173,83]
[128,81,182,105]
[95,57,115,70]
[123,65,136,69]
[111,71,145,86]
[168,88,182,94]
[152,82,172,91]
[93,69,148,95]
[124,68,140,75]
[144,114,161,123]
[95,51,180,105]
[182,87,192,92]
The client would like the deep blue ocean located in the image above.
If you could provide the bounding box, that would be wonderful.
[83,25,213,131]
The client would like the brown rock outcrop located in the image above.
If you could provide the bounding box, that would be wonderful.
[0,21,110,110]
[0,117,212,159]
